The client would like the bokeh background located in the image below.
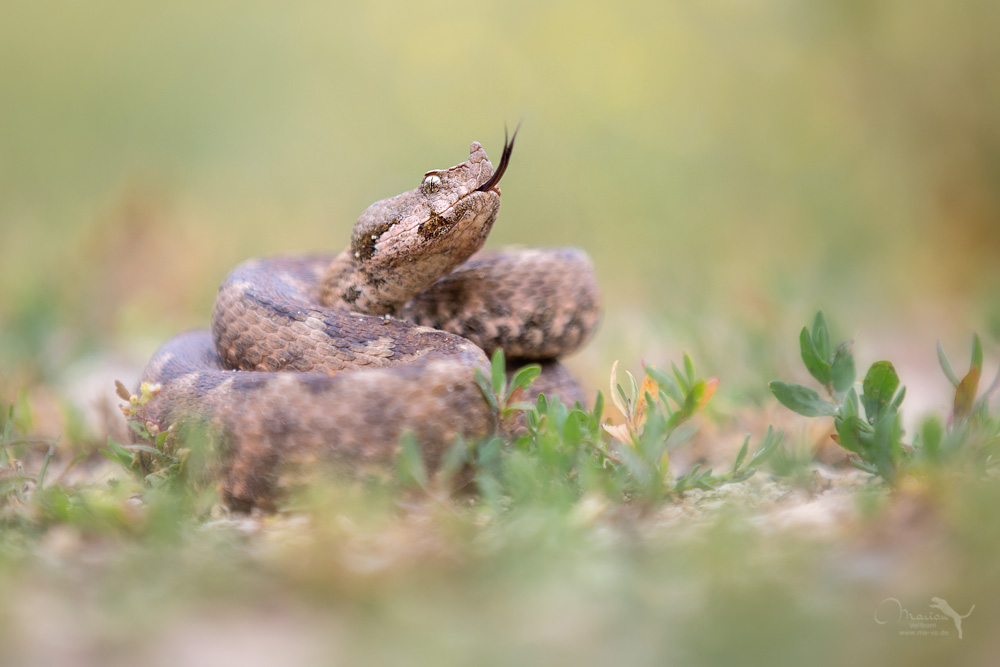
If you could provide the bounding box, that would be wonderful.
[3,4,1000,666]
[2,0,999,430]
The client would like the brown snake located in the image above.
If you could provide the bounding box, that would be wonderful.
[136,133,601,509]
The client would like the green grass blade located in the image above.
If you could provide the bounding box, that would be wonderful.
[490,349,507,397]
[971,334,983,372]
[474,368,499,413]
[937,341,960,388]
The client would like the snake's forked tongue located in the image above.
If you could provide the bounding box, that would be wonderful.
[476,125,519,193]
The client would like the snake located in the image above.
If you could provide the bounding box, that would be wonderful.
[135,132,601,509]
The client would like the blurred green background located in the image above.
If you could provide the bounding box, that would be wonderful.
[2,0,999,403]
[2,4,1000,665]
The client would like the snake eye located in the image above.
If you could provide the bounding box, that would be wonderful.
[421,174,441,193]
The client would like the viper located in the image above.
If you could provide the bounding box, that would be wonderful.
[135,131,601,509]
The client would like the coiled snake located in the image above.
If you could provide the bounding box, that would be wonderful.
[136,133,601,509]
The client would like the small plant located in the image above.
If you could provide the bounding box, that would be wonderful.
[937,335,996,426]
[603,359,780,497]
[603,357,717,449]
[770,311,1000,483]
[433,351,781,510]
[473,349,542,426]
[1,402,55,511]
[770,312,907,482]
[115,380,164,443]
[674,426,784,492]
[915,337,1000,471]
[107,380,188,488]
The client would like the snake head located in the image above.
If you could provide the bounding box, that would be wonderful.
[346,135,516,313]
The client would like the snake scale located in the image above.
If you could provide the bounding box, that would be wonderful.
[136,133,601,509]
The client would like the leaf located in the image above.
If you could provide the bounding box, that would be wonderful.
[549,399,569,434]
[658,389,674,416]
[14,390,33,433]
[731,435,750,473]
[769,381,839,417]
[475,472,503,507]
[646,366,684,406]
[115,380,132,402]
[920,417,943,462]
[871,410,902,484]
[155,430,170,449]
[683,354,696,386]
[679,379,718,420]
[861,361,900,425]
[625,370,640,405]
[437,437,470,488]
[671,362,690,394]
[617,445,658,497]
[127,444,163,457]
[747,426,783,467]
[476,436,502,468]
[603,423,632,445]
[675,463,701,490]
[675,464,716,492]
[834,415,869,456]
[490,349,507,397]
[508,364,542,396]
[592,391,605,423]
[971,334,983,374]
[850,459,879,475]
[831,343,856,395]
[37,445,54,489]
[889,385,906,412]
[473,368,499,413]
[800,327,832,388]
[3,402,14,440]
[631,374,659,431]
[98,446,126,467]
[638,409,670,463]
[659,448,671,474]
[504,384,525,411]
[100,437,139,472]
[680,380,706,419]
[616,384,631,418]
[562,413,582,446]
[699,378,719,410]
[609,361,628,417]
[395,432,427,489]
[843,386,859,419]
[811,312,831,361]
[937,341,960,388]
[663,418,698,450]
[953,365,981,421]
[106,436,132,457]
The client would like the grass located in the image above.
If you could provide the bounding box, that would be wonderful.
[3,321,1000,665]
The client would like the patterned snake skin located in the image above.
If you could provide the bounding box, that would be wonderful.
[136,136,601,509]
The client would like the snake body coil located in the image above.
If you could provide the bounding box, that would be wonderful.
[137,137,601,509]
